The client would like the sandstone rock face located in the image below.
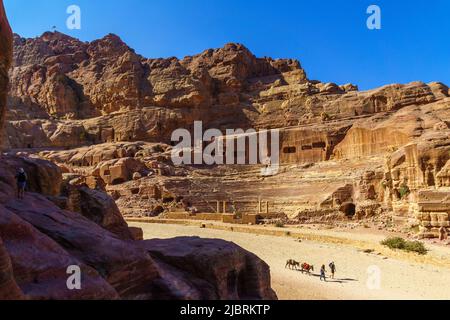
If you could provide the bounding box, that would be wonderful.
[0,0,11,148]
[0,154,277,300]
[5,31,449,156]
[0,236,24,300]
[0,202,119,300]
[0,155,62,203]
[6,31,311,148]
[8,29,449,238]
[141,237,277,300]
[61,184,133,240]
[0,3,277,300]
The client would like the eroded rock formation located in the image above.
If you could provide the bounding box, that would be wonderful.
[6,28,449,238]
[0,1,277,300]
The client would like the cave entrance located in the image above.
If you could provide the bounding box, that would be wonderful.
[340,203,356,218]
[162,197,175,204]
[283,146,297,154]
[111,178,125,185]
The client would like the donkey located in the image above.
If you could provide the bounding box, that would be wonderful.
[285,259,300,270]
[301,263,314,275]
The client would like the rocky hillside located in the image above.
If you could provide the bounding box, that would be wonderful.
[6,32,306,148]
[0,1,277,300]
[5,30,450,152]
[3,7,450,241]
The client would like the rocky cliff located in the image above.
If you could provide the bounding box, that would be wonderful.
[0,0,11,147]
[0,1,277,300]
[2,4,450,243]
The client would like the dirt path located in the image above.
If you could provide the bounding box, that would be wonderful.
[130,222,450,300]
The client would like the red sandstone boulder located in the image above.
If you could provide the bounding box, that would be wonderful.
[140,237,277,300]
[3,194,164,299]
[0,235,24,300]
[0,155,62,203]
[0,0,12,147]
[63,185,133,240]
[0,204,118,300]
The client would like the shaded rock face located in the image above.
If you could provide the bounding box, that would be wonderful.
[141,237,277,300]
[0,202,119,300]
[0,0,11,147]
[60,183,134,240]
[0,236,24,300]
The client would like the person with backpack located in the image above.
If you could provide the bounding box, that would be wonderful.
[329,262,336,279]
[16,168,27,199]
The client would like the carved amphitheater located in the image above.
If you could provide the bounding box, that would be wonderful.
[5,28,450,240]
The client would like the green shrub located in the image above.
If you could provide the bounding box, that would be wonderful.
[382,237,406,249]
[398,185,410,199]
[274,221,285,228]
[381,237,427,255]
[403,241,428,255]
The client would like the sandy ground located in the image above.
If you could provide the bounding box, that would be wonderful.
[130,222,450,300]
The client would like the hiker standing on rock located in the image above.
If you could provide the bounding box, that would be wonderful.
[16,168,27,199]
[329,262,336,279]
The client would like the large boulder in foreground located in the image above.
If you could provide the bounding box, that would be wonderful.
[141,237,277,300]
[3,194,163,299]
[0,236,24,300]
[0,204,119,300]
[62,184,133,240]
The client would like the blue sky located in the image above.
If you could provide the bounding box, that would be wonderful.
[4,0,450,90]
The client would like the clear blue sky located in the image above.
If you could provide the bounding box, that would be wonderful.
[4,0,450,90]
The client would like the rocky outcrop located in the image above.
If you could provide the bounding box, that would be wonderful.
[0,153,277,300]
[0,202,119,300]
[6,32,311,148]
[0,0,11,148]
[0,236,24,300]
[61,184,133,240]
[142,237,277,300]
[0,2,277,300]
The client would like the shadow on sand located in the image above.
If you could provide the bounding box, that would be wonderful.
[286,269,358,284]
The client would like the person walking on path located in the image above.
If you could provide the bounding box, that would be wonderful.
[329,262,336,279]
[320,265,327,282]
